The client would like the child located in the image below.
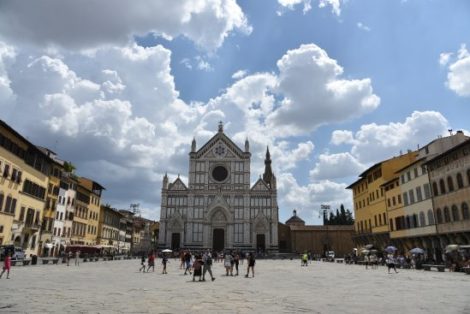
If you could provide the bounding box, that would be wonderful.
[0,252,12,279]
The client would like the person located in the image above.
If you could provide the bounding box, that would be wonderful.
[386,254,399,274]
[184,251,192,275]
[75,250,80,266]
[364,254,370,270]
[0,252,12,279]
[370,254,377,269]
[162,254,168,274]
[202,251,215,282]
[301,252,308,266]
[147,251,155,272]
[224,252,233,276]
[245,252,255,278]
[192,254,203,282]
[67,251,72,266]
[139,253,146,272]
[233,252,240,276]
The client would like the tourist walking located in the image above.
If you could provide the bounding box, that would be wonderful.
[370,254,377,269]
[75,250,80,266]
[386,254,399,274]
[364,254,370,270]
[184,251,192,275]
[139,253,146,272]
[224,252,234,276]
[162,255,168,274]
[0,252,12,279]
[234,252,240,276]
[245,252,255,278]
[202,251,215,281]
[147,251,155,272]
[67,251,72,266]
[301,252,308,266]
[192,254,203,282]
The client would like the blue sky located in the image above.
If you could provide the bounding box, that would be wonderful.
[0,0,469,224]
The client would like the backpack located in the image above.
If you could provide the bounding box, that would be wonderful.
[206,255,212,265]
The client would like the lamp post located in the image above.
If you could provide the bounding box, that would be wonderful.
[320,204,331,257]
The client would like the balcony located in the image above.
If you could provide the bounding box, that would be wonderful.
[24,220,41,231]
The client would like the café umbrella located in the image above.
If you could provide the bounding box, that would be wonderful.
[410,247,424,254]
[384,246,397,253]
[162,249,173,253]
[445,244,459,253]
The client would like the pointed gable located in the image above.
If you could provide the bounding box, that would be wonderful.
[168,177,188,191]
[196,132,245,159]
[207,194,231,210]
[251,178,270,191]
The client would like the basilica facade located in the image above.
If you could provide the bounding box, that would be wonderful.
[158,123,279,253]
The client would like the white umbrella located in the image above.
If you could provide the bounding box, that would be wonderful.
[162,249,172,253]
[409,247,424,254]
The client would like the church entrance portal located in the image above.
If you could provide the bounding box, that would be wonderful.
[213,229,225,251]
[171,233,180,250]
[256,234,265,252]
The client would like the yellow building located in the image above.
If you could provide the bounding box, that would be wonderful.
[0,120,52,257]
[347,151,417,249]
[37,147,63,256]
[79,177,104,245]
[72,181,90,245]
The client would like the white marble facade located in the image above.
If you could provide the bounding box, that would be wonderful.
[158,123,278,252]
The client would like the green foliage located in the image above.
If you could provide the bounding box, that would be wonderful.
[63,161,76,173]
[325,204,354,225]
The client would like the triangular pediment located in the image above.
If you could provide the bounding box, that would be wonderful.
[168,178,188,191]
[196,132,245,159]
[207,194,231,210]
[251,178,270,191]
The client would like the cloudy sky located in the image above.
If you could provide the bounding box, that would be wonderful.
[1,0,469,224]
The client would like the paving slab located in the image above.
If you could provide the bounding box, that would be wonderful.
[0,259,469,313]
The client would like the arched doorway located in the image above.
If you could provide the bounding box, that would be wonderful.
[171,233,180,250]
[213,229,225,251]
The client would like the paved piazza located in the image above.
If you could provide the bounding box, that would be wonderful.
[0,259,469,313]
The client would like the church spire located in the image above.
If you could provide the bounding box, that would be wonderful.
[263,146,273,187]
[245,137,250,152]
[191,137,196,152]
[218,121,223,133]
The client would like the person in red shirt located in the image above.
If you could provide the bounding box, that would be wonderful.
[147,251,156,272]
[0,252,12,279]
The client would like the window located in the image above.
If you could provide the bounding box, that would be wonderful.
[457,173,464,189]
[192,223,203,242]
[447,176,454,192]
[407,171,411,181]
[234,224,243,243]
[462,203,470,220]
[387,199,391,207]
[374,215,378,226]
[428,209,435,225]
[419,211,426,226]
[397,194,402,204]
[408,190,415,204]
[439,179,446,194]
[401,175,405,184]
[414,168,418,178]
[467,169,470,186]
[19,207,25,221]
[444,207,451,223]
[432,182,439,196]
[423,183,431,199]
[31,235,36,249]
[451,205,459,221]
[415,186,422,202]
[403,193,409,206]
[436,208,442,224]
[0,193,3,211]
[392,196,396,206]
[389,219,394,231]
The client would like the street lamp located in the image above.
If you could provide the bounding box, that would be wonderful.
[320,204,331,257]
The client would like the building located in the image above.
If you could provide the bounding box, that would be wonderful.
[98,205,122,252]
[0,120,52,256]
[278,210,355,257]
[51,171,78,256]
[388,132,467,259]
[158,122,279,252]
[347,151,418,249]
[425,137,470,260]
[79,177,104,246]
[132,216,156,254]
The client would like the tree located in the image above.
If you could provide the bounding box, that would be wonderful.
[324,204,354,225]
[63,161,76,173]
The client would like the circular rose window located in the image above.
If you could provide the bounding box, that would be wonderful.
[212,165,228,182]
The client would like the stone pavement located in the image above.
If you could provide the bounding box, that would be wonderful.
[0,259,469,313]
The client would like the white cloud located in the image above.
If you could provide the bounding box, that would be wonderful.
[278,0,312,14]
[318,0,342,16]
[232,69,248,80]
[266,44,380,137]
[331,130,356,145]
[196,56,213,72]
[0,0,251,51]
[439,52,452,66]
[309,152,365,180]
[357,22,371,32]
[444,44,470,97]
[180,58,193,70]
[334,111,449,164]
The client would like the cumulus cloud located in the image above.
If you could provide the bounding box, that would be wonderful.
[310,152,365,180]
[0,0,251,51]
[332,111,449,164]
[357,22,371,32]
[232,69,248,80]
[439,52,452,66]
[318,0,342,16]
[278,0,312,14]
[266,44,380,137]
[444,44,470,97]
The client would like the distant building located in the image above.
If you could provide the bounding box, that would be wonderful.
[278,210,355,257]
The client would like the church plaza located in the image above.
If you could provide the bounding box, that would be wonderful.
[0,259,468,313]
